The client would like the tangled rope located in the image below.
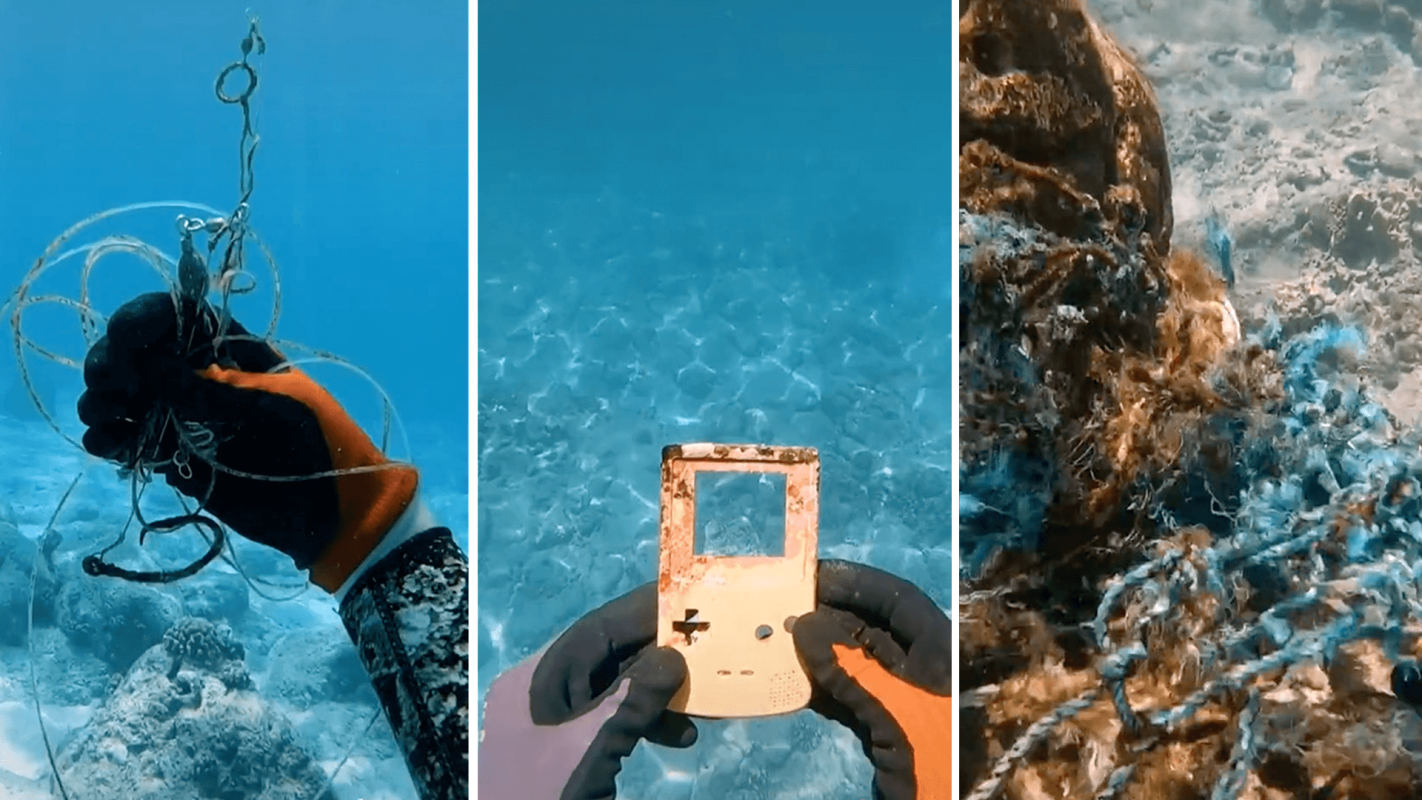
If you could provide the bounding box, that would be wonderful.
[967,322,1422,799]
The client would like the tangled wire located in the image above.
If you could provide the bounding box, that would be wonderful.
[8,12,411,585]
[11,14,404,800]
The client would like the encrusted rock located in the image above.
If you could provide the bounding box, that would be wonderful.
[960,0,1174,253]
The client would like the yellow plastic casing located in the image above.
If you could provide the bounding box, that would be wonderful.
[656,443,819,718]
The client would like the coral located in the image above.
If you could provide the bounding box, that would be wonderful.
[57,624,332,800]
[0,514,57,646]
[1240,186,1422,402]
[262,628,367,703]
[1261,0,1422,66]
[162,616,246,672]
[174,569,251,624]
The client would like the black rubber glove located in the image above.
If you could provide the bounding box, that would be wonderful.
[793,560,952,800]
[77,291,418,591]
[479,560,952,799]
[479,584,697,800]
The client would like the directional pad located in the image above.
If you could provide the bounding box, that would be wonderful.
[671,609,709,645]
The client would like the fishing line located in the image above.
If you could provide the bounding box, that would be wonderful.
[16,15,412,798]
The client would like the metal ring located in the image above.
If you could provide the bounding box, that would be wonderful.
[215,62,258,104]
[174,450,193,481]
[225,271,258,295]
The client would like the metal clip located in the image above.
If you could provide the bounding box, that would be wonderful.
[174,449,193,481]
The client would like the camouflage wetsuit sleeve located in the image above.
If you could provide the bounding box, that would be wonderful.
[337,527,470,800]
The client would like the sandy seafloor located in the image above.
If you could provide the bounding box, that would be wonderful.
[477,181,952,798]
[1084,0,1422,417]
[0,402,468,800]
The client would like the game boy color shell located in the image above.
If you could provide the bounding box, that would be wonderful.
[657,443,819,718]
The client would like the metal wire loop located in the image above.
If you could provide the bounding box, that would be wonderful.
[215,61,258,105]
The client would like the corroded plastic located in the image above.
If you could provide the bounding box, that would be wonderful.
[657,443,819,718]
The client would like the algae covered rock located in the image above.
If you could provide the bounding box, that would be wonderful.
[53,563,182,672]
[960,0,1173,253]
[56,617,334,800]
[262,627,368,705]
[0,512,58,646]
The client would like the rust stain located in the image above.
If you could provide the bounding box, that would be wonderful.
[658,442,820,620]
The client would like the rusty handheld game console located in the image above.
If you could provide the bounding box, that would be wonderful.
[656,443,819,719]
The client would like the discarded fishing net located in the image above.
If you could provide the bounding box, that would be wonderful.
[965,318,1422,798]
[959,211,1263,575]
[958,0,1422,796]
[10,15,406,800]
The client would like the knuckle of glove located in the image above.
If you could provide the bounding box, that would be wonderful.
[83,336,141,397]
[792,609,863,673]
[106,292,181,350]
[104,291,277,375]
[80,423,136,463]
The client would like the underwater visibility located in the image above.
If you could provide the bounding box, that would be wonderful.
[961,0,1422,797]
[0,6,468,800]
[477,1,951,798]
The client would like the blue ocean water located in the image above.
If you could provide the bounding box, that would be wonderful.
[477,2,950,797]
[0,2,467,799]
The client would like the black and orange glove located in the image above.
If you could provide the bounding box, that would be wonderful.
[76,291,418,592]
[794,560,952,800]
[480,584,698,800]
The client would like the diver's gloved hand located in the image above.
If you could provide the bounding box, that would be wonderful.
[794,560,953,800]
[479,583,697,800]
[76,291,418,592]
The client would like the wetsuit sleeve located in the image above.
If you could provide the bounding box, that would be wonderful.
[337,526,470,800]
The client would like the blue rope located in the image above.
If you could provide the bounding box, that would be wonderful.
[1094,550,1183,649]
[1095,764,1135,800]
[970,319,1422,796]
[964,686,1104,800]
[1209,689,1260,800]
[964,215,1422,799]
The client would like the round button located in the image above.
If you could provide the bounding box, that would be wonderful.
[755,624,773,640]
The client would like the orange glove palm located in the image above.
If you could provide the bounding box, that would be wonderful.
[793,561,952,800]
[77,292,417,592]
